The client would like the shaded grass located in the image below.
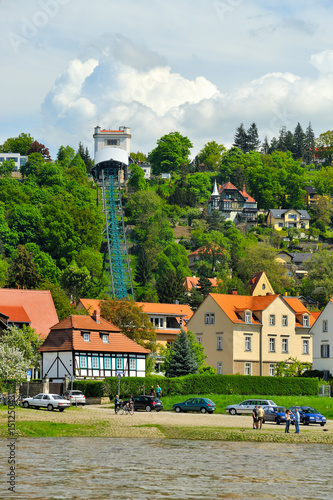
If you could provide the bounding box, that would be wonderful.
[160,394,333,419]
[0,420,111,438]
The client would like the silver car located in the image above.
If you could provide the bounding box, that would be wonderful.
[63,390,86,405]
[225,398,277,415]
[22,393,71,412]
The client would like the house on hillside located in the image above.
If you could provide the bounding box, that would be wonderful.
[0,289,58,338]
[309,300,333,378]
[186,293,314,376]
[39,310,150,389]
[266,209,310,230]
[246,271,275,296]
[187,244,227,272]
[208,180,258,226]
[184,277,218,292]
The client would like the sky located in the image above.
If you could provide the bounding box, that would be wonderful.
[1,0,333,160]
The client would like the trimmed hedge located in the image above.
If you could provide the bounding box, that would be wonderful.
[74,375,318,398]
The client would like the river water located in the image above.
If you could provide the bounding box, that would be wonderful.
[1,438,332,499]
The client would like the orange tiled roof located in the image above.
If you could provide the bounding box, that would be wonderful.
[210,293,279,323]
[239,187,256,203]
[188,244,226,258]
[310,311,321,321]
[219,181,238,192]
[184,277,217,292]
[0,305,31,323]
[39,315,149,354]
[100,129,124,133]
[283,297,315,326]
[0,289,58,338]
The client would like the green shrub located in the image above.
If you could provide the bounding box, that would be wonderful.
[73,380,105,397]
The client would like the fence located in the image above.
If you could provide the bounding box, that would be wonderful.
[318,385,331,397]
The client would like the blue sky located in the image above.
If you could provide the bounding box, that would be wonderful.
[1,0,333,159]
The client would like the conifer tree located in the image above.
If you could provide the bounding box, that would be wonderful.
[261,136,270,154]
[164,329,199,377]
[293,122,305,159]
[246,123,260,151]
[304,122,315,164]
[233,123,248,153]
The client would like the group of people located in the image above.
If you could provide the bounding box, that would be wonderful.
[252,405,301,433]
[114,394,134,414]
[150,384,162,399]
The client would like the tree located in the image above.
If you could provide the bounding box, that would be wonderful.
[233,123,249,153]
[130,151,147,162]
[26,141,51,161]
[148,131,193,175]
[0,133,33,155]
[7,245,41,289]
[20,152,45,178]
[164,329,199,377]
[60,261,92,303]
[198,276,213,297]
[0,159,15,178]
[100,298,156,351]
[311,196,332,229]
[40,280,75,321]
[0,345,28,384]
[303,122,315,164]
[292,122,305,159]
[246,123,260,151]
[156,269,186,304]
[301,250,333,307]
[57,145,76,167]
[135,247,152,287]
[315,130,333,164]
[77,142,93,173]
[0,325,43,369]
[128,164,148,190]
[275,357,312,377]
[197,141,225,171]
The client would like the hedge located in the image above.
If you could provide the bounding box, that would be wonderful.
[73,374,318,398]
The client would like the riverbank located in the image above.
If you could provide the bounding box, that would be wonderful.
[1,405,332,443]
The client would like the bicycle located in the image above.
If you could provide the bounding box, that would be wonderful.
[119,402,134,415]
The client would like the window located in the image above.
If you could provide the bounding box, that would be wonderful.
[83,332,90,342]
[323,320,328,332]
[80,356,87,368]
[104,357,111,370]
[269,364,275,376]
[196,336,202,344]
[288,214,297,219]
[270,314,275,326]
[278,222,283,227]
[245,362,251,375]
[217,362,223,374]
[129,358,136,370]
[262,284,266,290]
[150,317,163,328]
[92,357,99,369]
[245,312,251,324]
[245,336,251,351]
[217,336,223,350]
[116,358,123,370]
[269,337,275,352]
[106,139,119,146]
[303,316,309,327]
[303,340,309,355]
[282,338,288,353]
[205,313,215,325]
[282,315,288,327]
[102,334,109,343]
[321,344,330,358]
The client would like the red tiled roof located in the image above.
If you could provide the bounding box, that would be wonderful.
[39,315,149,354]
[0,305,31,323]
[184,277,217,292]
[188,245,226,258]
[219,181,238,192]
[100,129,124,133]
[283,297,315,326]
[210,293,279,323]
[310,311,321,321]
[239,187,256,203]
[0,289,58,338]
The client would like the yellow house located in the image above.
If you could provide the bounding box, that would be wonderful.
[266,209,310,231]
[275,251,293,265]
[186,293,314,376]
[246,271,275,296]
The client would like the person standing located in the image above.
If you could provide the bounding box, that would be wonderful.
[295,408,300,434]
[150,386,155,397]
[114,394,120,415]
[156,384,162,399]
[285,409,291,433]
[257,406,264,429]
[252,405,258,429]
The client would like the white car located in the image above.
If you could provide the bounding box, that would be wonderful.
[225,398,277,415]
[22,393,71,412]
[62,390,86,405]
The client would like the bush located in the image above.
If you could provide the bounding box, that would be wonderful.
[73,380,105,397]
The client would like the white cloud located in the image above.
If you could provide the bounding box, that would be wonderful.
[310,50,333,74]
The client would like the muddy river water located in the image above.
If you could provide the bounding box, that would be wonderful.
[1,438,332,499]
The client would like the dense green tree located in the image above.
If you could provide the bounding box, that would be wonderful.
[135,247,152,287]
[130,151,147,162]
[26,140,51,161]
[9,204,43,245]
[292,122,305,159]
[148,131,193,175]
[246,123,260,151]
[303,122,315,164]
[60,261,92,303]
[7,245,41,289]
[40,280,74,321]
[0,256,8,287]
[164,329,199,377]
[128,164,148,190]
[313,166,333,195]
[57,145,76,167]
[20,152,45,178]
[0,345,28,383]
[301,250,333,307]
[100,298,156,351]
[233,123,248,153]
[0,133,33,155]
[311,196,332,228]
[315,130,333,164]
[156,269,185,304]
[261,136,270,154]
[0,159,15,177]
[0,325,43,369]
[197,141,225,171]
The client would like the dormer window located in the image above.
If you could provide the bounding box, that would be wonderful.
[101,334,109,343]
[303,315,309,327]
[83,332,90,342]
[245,311,251,324]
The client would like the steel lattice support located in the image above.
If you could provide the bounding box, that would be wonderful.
[100,164,134,300]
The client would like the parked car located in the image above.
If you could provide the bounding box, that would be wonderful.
[262,406,295,425]
[63,390,86,405]
[288,406,327,426]
[130,396,163,412]
[173,397,216,414]
[22,393,71,411]
[225,399,277,415]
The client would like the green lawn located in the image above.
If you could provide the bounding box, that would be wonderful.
[160,394,333,419]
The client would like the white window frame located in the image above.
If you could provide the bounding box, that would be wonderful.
[245,311,251,324]
[323,320,328,332]
[150,317,163,328]
[245,336,251,352]
[92,356,99,369]
[245,362,252,375]
[282,315,288,327]
[102,334,109,343]
[79,356,87,368]
[270,314,275,326]
[269,364,275,376]
[129,358,136,370]
[303,315,309,327]
[217,362,223,374]
[282,338,289,353]
[217,336,223,351]
[83,332,90,342]
[303,340,309,355]
[104,357,111,370]
[116,358,123,370]
[269,337,275,352]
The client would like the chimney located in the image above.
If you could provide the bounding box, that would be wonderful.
[93,310,100,324]
[231,289,238,295]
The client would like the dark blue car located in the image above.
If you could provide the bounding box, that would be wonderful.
[263,406,295,425]
[288,406,327,426]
